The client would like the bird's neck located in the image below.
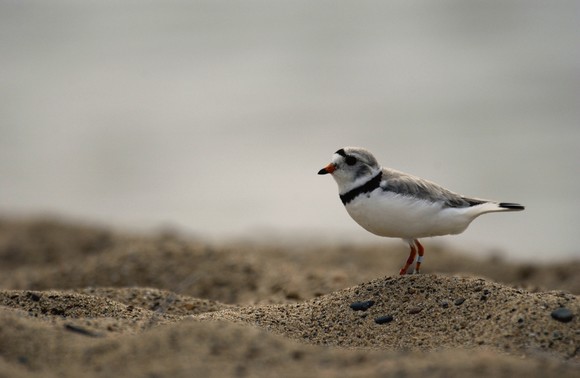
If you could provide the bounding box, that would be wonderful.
[339,171,383,205]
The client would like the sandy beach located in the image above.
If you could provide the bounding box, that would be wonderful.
[0,216,577,377]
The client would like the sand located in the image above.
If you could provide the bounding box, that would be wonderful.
[0,217,578,377]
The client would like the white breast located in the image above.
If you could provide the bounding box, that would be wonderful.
[344,189,476,239]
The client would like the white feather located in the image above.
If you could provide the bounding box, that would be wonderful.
[344,188,513,240]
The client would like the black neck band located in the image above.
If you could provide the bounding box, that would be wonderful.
[340,171,383,205]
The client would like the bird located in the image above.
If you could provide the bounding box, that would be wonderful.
[318,147,524,275]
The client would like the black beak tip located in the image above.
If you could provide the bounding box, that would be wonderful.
[318,168,328,175]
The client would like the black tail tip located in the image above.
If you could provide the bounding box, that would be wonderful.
[499,202,525,211]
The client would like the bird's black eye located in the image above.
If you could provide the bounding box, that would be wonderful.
[345,155,357,166]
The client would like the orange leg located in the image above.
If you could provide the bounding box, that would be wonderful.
[399,241,417,275]
[414,239,425,274]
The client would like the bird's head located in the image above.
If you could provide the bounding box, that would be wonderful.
[318,147,381,193]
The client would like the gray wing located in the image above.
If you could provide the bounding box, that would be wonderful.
[380,168,486,208]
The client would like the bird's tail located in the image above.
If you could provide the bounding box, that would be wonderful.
[465,201,525,218]
[498,202,525,211]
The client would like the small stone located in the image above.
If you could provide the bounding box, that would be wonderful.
[408,307,422,314]
[51,308,65,316]
[64,324,102,338]
[291,350,304,360]
[440,301,449,309]
[551,308,574,323]
[350,300,375,311]
[454,298,465,306]
[374,315,394,324]
[28,292,41,302]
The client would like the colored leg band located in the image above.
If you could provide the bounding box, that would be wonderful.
[417,256,424,263]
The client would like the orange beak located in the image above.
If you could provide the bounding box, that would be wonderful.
[318,163,336,175]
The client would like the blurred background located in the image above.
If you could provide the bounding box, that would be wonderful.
[0,1,578,261]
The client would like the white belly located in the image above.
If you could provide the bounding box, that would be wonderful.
[344,189,475,239]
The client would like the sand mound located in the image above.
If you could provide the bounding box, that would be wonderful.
[200,275,578,358]
[0,284,577,377]
[75,287,231,316]
[0,217,578,377]
[1,308,574,378]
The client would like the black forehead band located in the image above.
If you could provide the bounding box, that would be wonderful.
[335,149,347,157]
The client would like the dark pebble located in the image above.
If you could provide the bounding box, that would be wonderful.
[551,308,574,323]
[374,315,394,324]
[28,292,41,302]
[291,350,304,360]
[440,301,449,308]
[64,324,103,338]
[50,308,65,316]
[408,307,422,314]
[454,298,466,306]
[350,300,375,311]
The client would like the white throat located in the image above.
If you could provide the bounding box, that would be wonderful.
[334,167,382,194]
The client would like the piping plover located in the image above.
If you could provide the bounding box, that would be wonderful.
[318,147,524,275]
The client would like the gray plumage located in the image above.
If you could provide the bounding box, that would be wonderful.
[379,168,486,209]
